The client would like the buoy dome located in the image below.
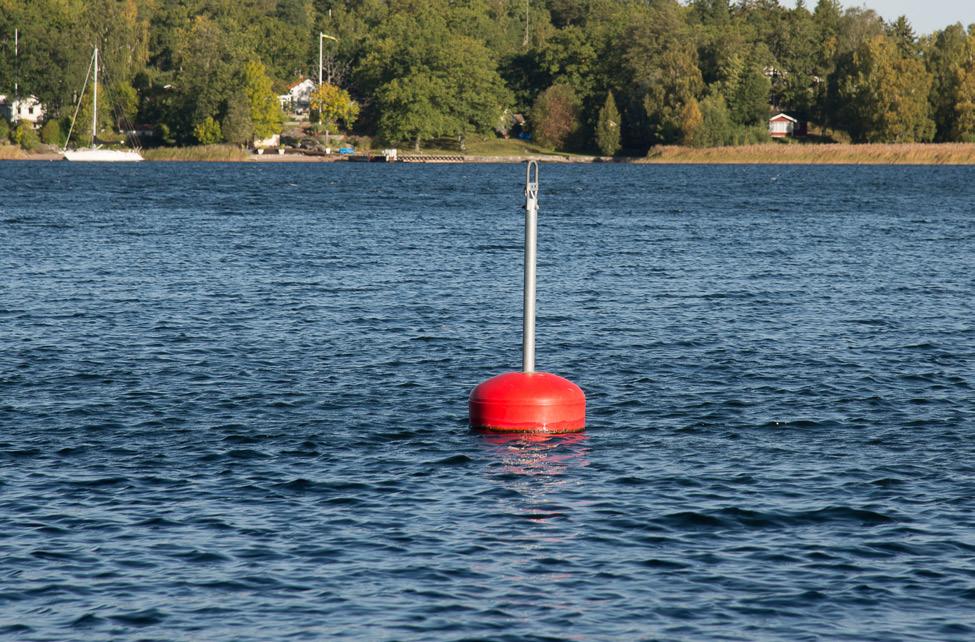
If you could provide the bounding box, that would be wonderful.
[469,372,586,434]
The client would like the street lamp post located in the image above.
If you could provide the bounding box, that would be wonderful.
[319,32,338,86]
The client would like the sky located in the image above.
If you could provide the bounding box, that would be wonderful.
[795,1,973,35]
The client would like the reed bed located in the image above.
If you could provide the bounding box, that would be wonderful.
[143,145,250,162]
[643,143,975,164]
[0,145,27,160]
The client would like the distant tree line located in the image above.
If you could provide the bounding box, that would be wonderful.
[1,0,974,153]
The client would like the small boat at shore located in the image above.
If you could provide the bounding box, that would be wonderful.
[62,47,143,163]
[63,148,143,162]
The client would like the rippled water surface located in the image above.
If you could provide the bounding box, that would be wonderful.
[1,162,974,641]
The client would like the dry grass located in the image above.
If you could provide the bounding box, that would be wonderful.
[642,143,975,164]
[143,145,250,162]
[0,145,27,160]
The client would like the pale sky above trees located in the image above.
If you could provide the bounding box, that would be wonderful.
[803,1,972,35]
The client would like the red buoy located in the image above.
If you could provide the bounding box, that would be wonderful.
[469,162,586,434]
[470,372,585,433]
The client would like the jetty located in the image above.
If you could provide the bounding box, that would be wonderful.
[292,151,467,163]
[398,154,465,163]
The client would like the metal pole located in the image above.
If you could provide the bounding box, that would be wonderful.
[318,33,323,85]
[92,47,98,148]
[523,161,538,373]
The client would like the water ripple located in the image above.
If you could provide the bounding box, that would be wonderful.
[0,163,973,641]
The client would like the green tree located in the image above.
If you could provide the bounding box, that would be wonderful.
[595,91,621,155]
[14,122,40,150]
[193,116,223,144]
[955,68,975,141]
[623,2,704,146]
[529,83,581,149]
[537,26,597,100]
[811,0,843,125]
[0,118,10,143]
[250,0,313,82]
[639,45,704,145]
[926,25,975,141]
[730,64,771,125]
[70,81,114,146]
[241,59,284,140]
[0,0,89,114]
[375,74,453,151]
[170,15,245,141]
[836,8,886,56]
[110,81,140,130]
[84,0,150,82]
[886,16,918,56]
[7,0,975,154]
[698,27,747,91]
[692,93,735,147]
[835,34,935,142]
[680,97,704,146]
[40,119,62,145]
[360,2,510,149]
[775,4,820,121]
[309,83,360,145]
[813,0,843,41]
[222,92,254,146]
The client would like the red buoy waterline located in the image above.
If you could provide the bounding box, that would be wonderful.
[470,372,585,433]
[469,161,586,434]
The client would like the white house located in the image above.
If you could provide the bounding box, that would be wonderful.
[0,94,45,126]
[278,79,317,114]
[768,113,798,138]
[254,133,281,150]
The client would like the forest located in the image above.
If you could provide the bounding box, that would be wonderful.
[1,0,974,154]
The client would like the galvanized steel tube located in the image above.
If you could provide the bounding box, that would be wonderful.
[523,161,539,373]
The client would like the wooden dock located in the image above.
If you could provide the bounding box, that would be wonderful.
[287,151,465,163]
[398,154,465,163]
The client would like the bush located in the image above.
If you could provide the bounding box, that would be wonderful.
[346,135,371,150]
[14,123,40,151]
[0,118,10,143]
[59,115,74,142]
[684,94,773,148]
[40,120,62,146]
[687,94,734,147]
[736,125,772,145]
[154,123,174,146]
[193,116,223,145]
[529,84,581,150]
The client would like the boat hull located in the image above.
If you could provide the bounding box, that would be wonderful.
[63,149,144,162]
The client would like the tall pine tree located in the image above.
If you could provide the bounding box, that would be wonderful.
[595,91,621,155]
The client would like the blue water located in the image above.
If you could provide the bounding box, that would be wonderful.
[1,161,974,641]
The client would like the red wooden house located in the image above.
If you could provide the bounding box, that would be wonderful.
[768,113,798,138]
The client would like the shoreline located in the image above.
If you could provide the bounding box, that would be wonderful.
[5,142,975,165]
[0,150,610,163]
[640,143,975,165]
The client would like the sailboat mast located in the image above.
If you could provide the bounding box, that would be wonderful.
[92,47,98,148]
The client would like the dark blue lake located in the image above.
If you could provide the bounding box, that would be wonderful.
[1,161,974,641]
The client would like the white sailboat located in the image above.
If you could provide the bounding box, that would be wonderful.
[63,47,143,162]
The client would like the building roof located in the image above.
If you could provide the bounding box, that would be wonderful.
[288,78,315,90]
[0,94,42,105]
[769,113,798,123]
